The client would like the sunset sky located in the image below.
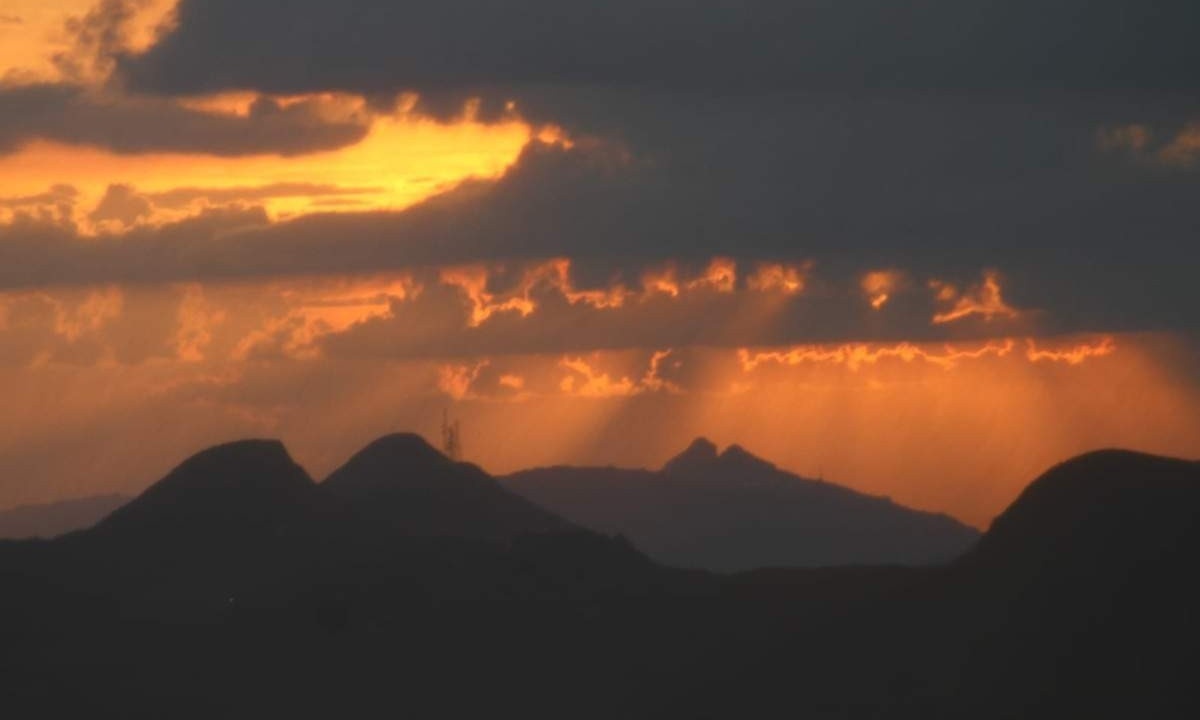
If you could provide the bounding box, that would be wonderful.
[2,1,1199,527]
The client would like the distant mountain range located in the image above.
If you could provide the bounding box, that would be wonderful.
[3,437,978,569]
[0,493,128,539]
[1,437,1196,718]
[503,437,979,570]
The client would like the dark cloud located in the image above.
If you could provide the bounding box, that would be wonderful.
[3,93,1199,340]
[0,205,270,289]
[316,274,1021,360]
[0,83,369,156]
[118,0,1200,97]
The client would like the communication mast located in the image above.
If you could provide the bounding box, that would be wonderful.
[441,409,462,461]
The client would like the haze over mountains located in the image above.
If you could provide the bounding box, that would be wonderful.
[0,435,1197,717]
[0,493,128,540]
[504,437,979,571]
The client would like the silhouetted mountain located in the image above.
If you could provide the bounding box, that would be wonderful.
[504,438,980,571]
[0,493,129,539]
[939,450,1200,719]
[968,449,1200,573]
[0,435,669,718]
[93,439,325,541]
[1,443,1197,719]
[322,433,572,540]
[13,441,343,620]
[661,436,719,474]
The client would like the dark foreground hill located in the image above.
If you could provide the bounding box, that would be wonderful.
[1,442,1197,719]
[0,493,128,539]
[503,437,980,570]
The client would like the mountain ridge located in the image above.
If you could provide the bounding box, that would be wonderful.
[322,432,572,540]
[91,438,323,540]
[2,440,1198,718]
[503,437,981,571]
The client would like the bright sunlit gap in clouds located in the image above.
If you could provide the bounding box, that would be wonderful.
[0,104,554,229]
[0,0,564,229]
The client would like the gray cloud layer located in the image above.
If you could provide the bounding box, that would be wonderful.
[118,0,1200,97]
[0,83,369,156]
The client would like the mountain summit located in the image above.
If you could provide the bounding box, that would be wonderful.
[662,437,720,474]
[93,439,321,539]
[504,439,980,571]
[323,433,571,540]
[323,433,466,493]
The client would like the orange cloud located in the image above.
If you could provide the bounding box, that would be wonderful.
[738,339,1017,373]
[687,257,737,293]
[50,285,124,341]
[1158,123,1200,168]
[1025,336,1117,365]
[441,257,746,322]
[640,350,681,393]
[174,284,227,363]
[930,271,1021,324]
[234,275,416,359]
[440,266,537,326]
[440,258,640,327]
[533,259,629,309]
[437,361,489,400]
[640,258,738,298]
[559,357,638,397]
[641,265,681,298]
[861,270,902,310]
[498,374,526,390]
[559,349,679,398]
[746,262,808,295]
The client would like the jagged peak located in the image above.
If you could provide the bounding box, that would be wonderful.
[715,443,779,476]
[719,443,768,464]
[662,438,784,477]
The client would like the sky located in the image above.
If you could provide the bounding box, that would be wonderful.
[1,1,1199,527]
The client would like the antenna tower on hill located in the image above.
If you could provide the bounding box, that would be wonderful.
[441,409,462,461]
